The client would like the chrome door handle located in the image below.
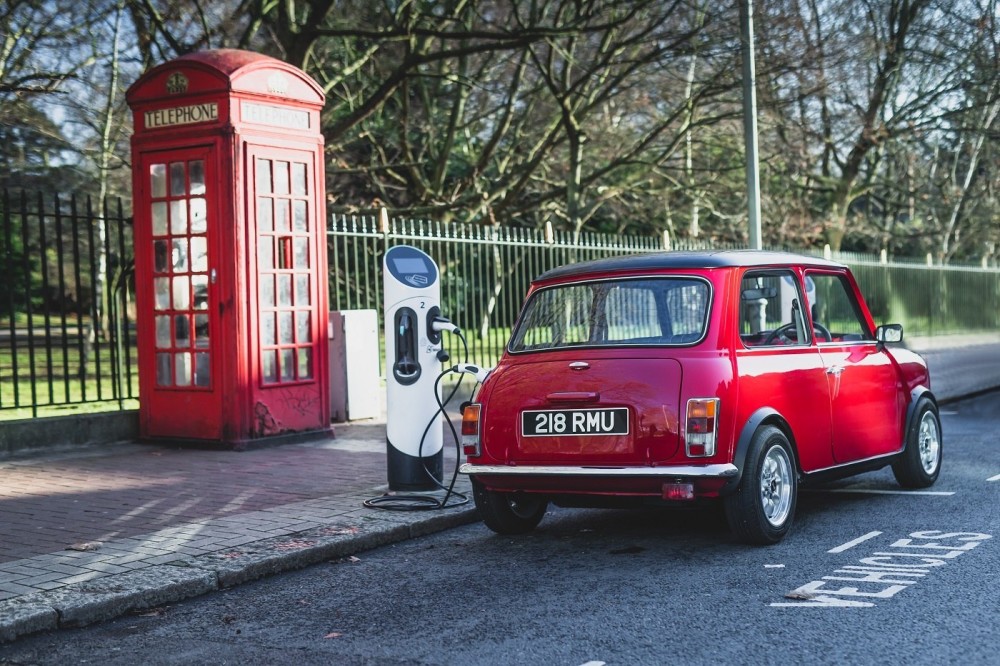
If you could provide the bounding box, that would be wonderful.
[826,366,844,375]
[568,361,590,370]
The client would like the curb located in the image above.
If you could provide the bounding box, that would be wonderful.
[0,505,479,643]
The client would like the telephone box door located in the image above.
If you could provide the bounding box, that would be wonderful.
[248,145,324,400]
[137,147,223,439]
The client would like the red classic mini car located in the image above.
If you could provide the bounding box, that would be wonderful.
[460,250,942,544]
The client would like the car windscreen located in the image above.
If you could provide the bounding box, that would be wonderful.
[508,277,710,352]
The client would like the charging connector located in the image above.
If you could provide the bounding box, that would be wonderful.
[431,317,460,334]
[451,362,492,383]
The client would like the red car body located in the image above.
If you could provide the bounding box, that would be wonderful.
[460,251,942,544]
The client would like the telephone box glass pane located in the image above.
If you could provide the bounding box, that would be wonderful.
[172,239,188,272]
[170,162,186,196]
[172,276,190,310]
[194,314,209,348]
[275,200,290,233]
[150,164,167,198]
[277,237,291,269]
[256,159,272,194]
[152,202,168,236]
[262,350,278,383]
[170,201,188,235]
[155,316,171,348]
[194,352,210,386]
[175,314,190,348]
[257,197,273,232]
[156,353,172,385]
[154,240,169,273]
[274,161,289,195]
[296,311,311,343]
[294,237,308,269]
[295,275,309,307]
[292,162,307,196]
[261,313,276,345]
[192,275,208,310]
[293,200,307,232]
[280,349,295,381]
[258,237,273,270]
[260,275,275,308]
[298,348,312,380]
[175,353,192,386]
[279,311,293,344]
[190,197,207,233]
[154,278,170,310]
[189,160,206,195]
[191,237,207,272]
[277,275,291,307]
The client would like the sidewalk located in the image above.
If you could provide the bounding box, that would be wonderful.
[2,339,999,643]
[0,420,476,643]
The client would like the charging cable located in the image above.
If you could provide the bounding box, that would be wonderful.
[364,328,480,511]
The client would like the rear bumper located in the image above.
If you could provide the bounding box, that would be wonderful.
[459,463,738,478]
[461,462,739,498]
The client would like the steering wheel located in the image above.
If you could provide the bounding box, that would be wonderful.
[763,322,832,345]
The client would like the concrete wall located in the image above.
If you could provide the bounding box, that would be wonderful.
[0,411,139,460]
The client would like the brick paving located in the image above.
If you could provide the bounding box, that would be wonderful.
[0,420,472,613]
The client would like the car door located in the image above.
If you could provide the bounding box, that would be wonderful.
[734,269,835,472]
[806,271,905,464]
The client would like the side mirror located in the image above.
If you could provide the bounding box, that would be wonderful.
[875,324,903,344]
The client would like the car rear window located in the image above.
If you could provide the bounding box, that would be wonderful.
[508,277,710,352]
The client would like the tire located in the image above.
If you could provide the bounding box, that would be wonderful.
[892,399,942,488]
[472,479,548,535]
[723,426,797,545]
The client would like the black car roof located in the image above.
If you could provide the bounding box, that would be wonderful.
[535,249,846,282]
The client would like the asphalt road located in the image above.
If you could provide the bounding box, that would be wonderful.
[2,392,998,666]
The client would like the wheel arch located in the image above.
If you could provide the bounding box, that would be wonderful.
[903,387,938,450]
[720,407,798,496]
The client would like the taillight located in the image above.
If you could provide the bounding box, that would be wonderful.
[461,403,482,457]
[685,398,719,457]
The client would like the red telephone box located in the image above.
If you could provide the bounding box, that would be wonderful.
[127,49,330,447]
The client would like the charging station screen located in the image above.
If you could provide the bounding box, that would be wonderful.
[393,258,428,274]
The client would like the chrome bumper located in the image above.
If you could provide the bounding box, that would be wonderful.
[459,463,739,478]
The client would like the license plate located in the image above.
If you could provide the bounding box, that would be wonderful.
[521,408,629,437]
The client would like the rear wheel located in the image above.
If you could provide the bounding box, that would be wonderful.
[724,426,797,545]
[892,399,942,488]
[472,479,548,535]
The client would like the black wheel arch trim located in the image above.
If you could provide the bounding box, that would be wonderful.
[903,387,938,450]
[720,407,794,496]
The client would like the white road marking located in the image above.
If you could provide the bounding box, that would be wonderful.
[773,531,991,608]
[579,662,606,666]
[765,564,785,568]
[828,531,882,553]
[988,473,1000,482]
[815,489,955,497]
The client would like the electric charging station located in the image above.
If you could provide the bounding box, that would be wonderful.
[383,245,445,491]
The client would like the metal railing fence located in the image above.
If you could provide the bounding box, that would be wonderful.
[3,190,999,418]
[327,214,731,369]
[1,190,136,418]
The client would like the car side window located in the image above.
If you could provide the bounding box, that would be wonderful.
[806,273,872,342]
[739,271,809,347]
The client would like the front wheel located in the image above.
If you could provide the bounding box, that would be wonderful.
[724,426,797,545]
[472,479,548,535]
[892,399,942,488]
